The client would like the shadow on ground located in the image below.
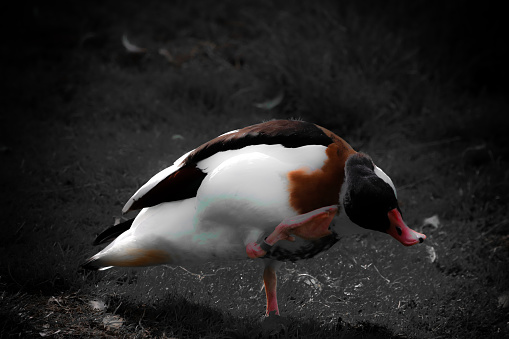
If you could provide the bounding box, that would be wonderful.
[1,289,398,339]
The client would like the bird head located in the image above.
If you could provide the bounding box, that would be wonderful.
[342,153,425,246]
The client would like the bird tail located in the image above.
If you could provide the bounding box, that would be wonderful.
[81,218,135,270]
[81,245,172,270]
[81,256,112,271]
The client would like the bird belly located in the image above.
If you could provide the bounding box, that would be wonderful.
[193,152,297,261]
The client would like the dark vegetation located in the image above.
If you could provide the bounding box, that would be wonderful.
[1,1,508,338]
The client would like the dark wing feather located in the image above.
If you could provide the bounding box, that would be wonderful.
[126,165,206,212]
[183,120,333,165]
[124,120,336,212]
[92,218,134,245]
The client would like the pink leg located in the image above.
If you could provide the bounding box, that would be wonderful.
[263,261,281,316]
[246,205,338,259]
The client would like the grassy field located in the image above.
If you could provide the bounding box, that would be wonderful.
[2,1,508,338]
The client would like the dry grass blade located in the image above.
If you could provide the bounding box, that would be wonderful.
[122,34,147,53]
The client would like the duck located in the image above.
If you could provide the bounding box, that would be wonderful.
[82,119,426,316]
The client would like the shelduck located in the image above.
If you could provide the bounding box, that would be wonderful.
[82,119,426,316]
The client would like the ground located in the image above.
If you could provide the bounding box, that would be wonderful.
[1,1,509,338]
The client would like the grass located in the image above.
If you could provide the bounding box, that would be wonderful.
[2,0,509,338]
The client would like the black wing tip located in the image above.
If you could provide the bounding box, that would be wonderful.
[80,257,101,271]
[91,218,135,246]
[92,235,115,246]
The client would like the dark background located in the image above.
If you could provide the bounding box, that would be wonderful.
[1,1,508,338]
